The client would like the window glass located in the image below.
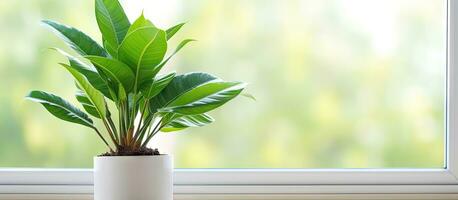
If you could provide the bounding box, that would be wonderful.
[0,0,446,168]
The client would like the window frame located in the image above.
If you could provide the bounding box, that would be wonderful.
[0,0,457,198]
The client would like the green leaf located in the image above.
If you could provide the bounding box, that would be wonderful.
[152,39,195,76]
[85,56,135,92]
[160,82,246,115]
[53,48,112,99]
[76,90,101,118]
[42,20,107,57]
[127,14,156,35]
[26,90,94,128]
[165,22,185,40]
[149,72,220,113]
[161,114,214,132]
[118,15,167,90]
[103,39,118,57]
[95,0,131,57]
[141,72,176,99]
[61,64,107,118]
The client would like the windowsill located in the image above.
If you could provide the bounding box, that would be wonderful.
[1,185,458,200]
[1,168,458,199]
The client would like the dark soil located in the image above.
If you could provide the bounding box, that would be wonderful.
[99,147,160,156]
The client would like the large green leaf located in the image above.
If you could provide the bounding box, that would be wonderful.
[149,72,220,113]
[118,15,167,90]
[95,0,130,57]
[61,64,107,117]
[165,22,185,40]
[54,49,112,99]
[161,114,214,132]
[75,91,101,118]
[152,39,195,76]
[141,72,176,99]
[160,81,246,115]
[42,20,107,57]
[26,90,94,128]
[85,56,135,92]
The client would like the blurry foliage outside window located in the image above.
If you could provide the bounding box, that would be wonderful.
[0,0,446,168]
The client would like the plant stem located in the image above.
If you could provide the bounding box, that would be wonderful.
[120,101,129,146]
[126,127,134,147]
[133,116,152,146]
[92,127,113,152]
[107,113,118,143]
[132,100,149,142]
[125,95,137,145]
[141,118,165,148]
[134,117,153,148]
[102,119,119,149]
[118,102,124,145]
[128,96,137,132]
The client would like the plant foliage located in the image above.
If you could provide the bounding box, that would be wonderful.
[27,0,246,154]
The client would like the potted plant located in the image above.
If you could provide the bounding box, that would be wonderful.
[26,0,247,199]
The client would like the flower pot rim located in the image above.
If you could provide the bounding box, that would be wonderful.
[94,154,171,159]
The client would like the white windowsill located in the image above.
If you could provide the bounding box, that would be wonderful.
[1,169,458,199]
[0,185,458,200]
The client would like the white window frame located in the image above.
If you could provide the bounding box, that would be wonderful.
[1,0,457,199]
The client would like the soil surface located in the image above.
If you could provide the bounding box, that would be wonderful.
[99,147,160,156]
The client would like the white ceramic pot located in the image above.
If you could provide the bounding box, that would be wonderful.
[94,155,173,200]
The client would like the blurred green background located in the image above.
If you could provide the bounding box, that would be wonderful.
[0,0,446,168]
